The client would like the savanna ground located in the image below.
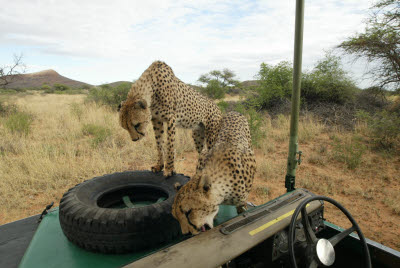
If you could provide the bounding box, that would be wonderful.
[0,93,399,251]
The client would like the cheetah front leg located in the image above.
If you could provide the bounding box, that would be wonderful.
[236,204,247,214]
[164,116,176,177]
[192,124,205,154]
[151,118,164,173]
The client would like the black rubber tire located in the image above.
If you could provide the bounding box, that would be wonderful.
[59,171,189,254]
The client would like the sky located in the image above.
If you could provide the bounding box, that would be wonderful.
[0,0,374,87]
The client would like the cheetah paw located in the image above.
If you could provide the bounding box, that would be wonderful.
[163,169,176,178]
[151,164,164,173]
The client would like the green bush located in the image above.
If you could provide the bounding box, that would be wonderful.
[53,83,69,91]
[367,111,400,150]
[331,136,366,169]
[302,54,357,104]
[217,100,229,113]
[70,103,83,121]
[254,61,292,109]
[41,84,51,91]
[82,123,112,147]
[87,82,132,109]
[200,79,225,99]
[4,111,33,136]
[253,53,357,109]
[197,69,239,99]
[0,100,17,116]
[235,104,264,147]
[54,88,84,95]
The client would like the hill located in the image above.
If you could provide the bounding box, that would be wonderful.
[4,69,91,89]
[100,81,132,88]
[240,80,259,88]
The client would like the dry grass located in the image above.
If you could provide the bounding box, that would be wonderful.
[248,113,400,251]
[1,93,399,251]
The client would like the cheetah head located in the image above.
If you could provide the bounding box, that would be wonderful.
[172,178,219,235]
[118,97,151,142]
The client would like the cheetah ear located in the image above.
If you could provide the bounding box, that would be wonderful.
[134,99,147,109]
[174,182,182,191]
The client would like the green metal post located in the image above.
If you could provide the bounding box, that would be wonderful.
[285,0,304,192]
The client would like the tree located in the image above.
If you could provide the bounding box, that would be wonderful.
[254,61,293,108]
[198,68,239,99]
[0,54,25,88]
[338,0,400,90]
[253,53,357,109]
[302,52,357,104]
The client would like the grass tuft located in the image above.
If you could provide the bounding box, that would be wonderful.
[82,123,112,147]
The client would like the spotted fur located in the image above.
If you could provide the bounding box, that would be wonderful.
[119,61,222,177]
[172,112,256,235]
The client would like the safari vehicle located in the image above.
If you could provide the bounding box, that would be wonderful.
[1,1,400,267]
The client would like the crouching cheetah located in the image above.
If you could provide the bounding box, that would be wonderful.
[172,112,256,235]
[118,61,222,177]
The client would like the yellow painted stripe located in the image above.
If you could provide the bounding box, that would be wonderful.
[249,204,309,236]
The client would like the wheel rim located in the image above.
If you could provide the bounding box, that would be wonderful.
[97,185,169,209]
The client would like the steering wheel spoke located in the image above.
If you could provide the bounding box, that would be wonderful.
[301,207,318,244]
[329,225,356,247]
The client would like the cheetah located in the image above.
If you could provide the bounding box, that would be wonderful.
[118,61,222,177]
[172,112,256,235]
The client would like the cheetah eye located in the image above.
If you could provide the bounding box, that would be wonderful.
[133,123,141,129]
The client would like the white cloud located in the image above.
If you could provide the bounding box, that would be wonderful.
[0,0,373,86]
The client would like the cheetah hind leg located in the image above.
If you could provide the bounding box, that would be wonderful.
[151,118,165,174]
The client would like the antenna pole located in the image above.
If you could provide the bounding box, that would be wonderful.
[285,0,304,192]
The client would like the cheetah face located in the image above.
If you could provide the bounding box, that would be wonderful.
[118,98,151,142]
[172,184,219,235]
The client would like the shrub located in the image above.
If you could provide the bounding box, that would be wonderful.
[82,123,112,147]
[253,53,357,109]
[235,104,264,147]
[331,136,366,169]
[302,54,357,104]
[197,69,239,99]
[254,61,292,109]
[217,100,229,113]
[80,84,91,90]
[55,88,84,95]
[199,79,225,99]
[368,111,400,150]
[4,111,33,136]
[53,83,69,91]
[0,100,17,116]
[70,103,84,121]
[87,82,131,109]
[41,84,51,91]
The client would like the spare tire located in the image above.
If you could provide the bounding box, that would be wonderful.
[59,171,189,254]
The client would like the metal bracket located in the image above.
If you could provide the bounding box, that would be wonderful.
[297,151,302,165]
[285,174,296,192]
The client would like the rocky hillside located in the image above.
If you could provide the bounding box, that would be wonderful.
[4,69,91,89]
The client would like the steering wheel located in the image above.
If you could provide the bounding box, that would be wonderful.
[288,196,371,268]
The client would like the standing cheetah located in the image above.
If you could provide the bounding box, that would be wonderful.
[119,61,222,177]
[172,112,257,235]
